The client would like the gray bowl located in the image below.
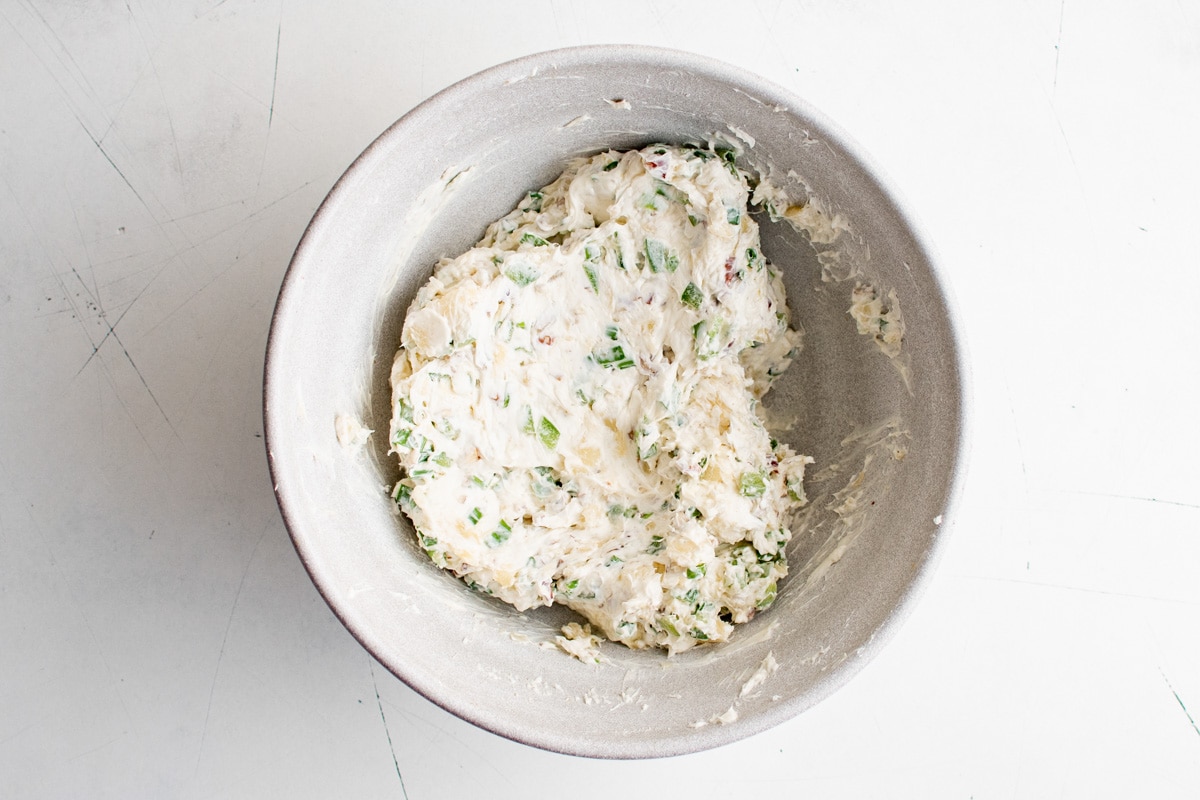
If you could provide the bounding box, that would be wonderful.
[264,45,969,758]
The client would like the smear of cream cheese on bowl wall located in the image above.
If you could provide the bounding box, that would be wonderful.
[377,140,908,661]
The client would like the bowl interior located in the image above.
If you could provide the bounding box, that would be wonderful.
[265,46,965,758]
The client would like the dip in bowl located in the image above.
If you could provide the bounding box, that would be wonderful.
[264,45,968,758]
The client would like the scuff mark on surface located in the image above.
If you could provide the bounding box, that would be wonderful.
[267,16,282,129]
[1160,667,1200,740]
[193,522,269,777]
[369,660,411,799]
[1053,0,1066,93]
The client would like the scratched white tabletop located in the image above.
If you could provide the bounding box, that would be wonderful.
[2,1,1198,797]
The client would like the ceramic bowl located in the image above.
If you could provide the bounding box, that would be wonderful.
[264,45,968,758]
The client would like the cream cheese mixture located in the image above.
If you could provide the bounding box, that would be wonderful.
[389,144,811,653]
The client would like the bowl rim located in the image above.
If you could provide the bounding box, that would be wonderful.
[263,43,973,759]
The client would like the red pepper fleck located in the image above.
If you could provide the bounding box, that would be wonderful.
[645,157,667,178]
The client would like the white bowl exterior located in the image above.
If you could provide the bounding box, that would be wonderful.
[265,45,968,758]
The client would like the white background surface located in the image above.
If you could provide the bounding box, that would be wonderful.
[2,1,1198,797]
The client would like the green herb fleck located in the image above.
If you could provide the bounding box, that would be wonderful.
[489,519,511,547]
[681,282,703,309]
[746,247,762,270]
[738,471,767,498]
[504,262,539,286]
[643,238,678,273]
[538,416,560,449]
[467,507,482,525]
[611,233,626,269]
[694,317,729,359]
[396,397,415,423]
[391,427,413,450]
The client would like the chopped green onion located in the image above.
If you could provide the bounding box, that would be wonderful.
[467,507,482,525]
[531,466,561,497]
[593,341,626,364]
[418,532,443,564]
[609,504,642,519]
[716,147,738,176]
[504,262,539,286]
[786,475,805,502]
[520,232,549,247]
[680,282,703,309]
[746,247,762,270]
[409,463,436,482]
[525,190,544,212]
[538,416,560,449]
[611,233,626,269]
[594,328,633,368]
[726,205,741,225]
[643,238,678,273]
[738,471,767,498]
[603,159,619,171]
[396,397,415,423]
[647,535,665,554]
[488,520,512,547]
[686,563,707,579]
[391,427,413,450]
[582,262,599,292]
[694,317,729,359]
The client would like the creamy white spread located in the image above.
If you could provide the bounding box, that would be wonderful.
[849,282,905,358]
[388,144,812,654]
[334,413,372,448]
